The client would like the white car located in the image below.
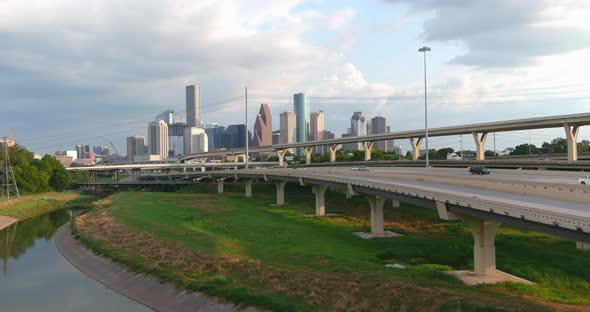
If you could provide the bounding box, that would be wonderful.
[350,165,369,171]
[578,176,590,185]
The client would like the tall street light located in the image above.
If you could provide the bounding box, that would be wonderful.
[418,46,431,167]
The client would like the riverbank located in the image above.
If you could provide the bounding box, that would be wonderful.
[0,192,94,220]
[56,223,253,312]
[72,184,590,311]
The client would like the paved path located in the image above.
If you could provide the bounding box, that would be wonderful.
[0,215,18,231]
[55,224,259,312]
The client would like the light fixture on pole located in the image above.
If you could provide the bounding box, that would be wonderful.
[418,46,431,167]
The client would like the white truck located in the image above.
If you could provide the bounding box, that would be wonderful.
[578,176,590,185]
[446,153,463,160]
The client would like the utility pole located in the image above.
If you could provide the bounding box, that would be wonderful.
[460,135,464,158]
[245,86,249,169]
[528,129,531,156]
[1,137,19,199]
[419,46,431,167]
[493,133,496,157]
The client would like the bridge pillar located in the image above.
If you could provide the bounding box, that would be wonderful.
[312,185,328,216]
[564,123,580,161]
[363,141,374,161]
[368,196,385,235]
[391,200,400,208]
[409,137,423,161]
[472,132,488,161]
[244,180,253,197]
[304,147,314,165]
[329,144,339,163]
[464,216,500,276]
[276,149,287,167]
[577,242,590,250]
[217,179,225,193]
[275,181,287,205]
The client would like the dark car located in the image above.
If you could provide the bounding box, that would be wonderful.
[469,166,490,175]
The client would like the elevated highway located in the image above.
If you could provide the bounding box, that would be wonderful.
[78,166,590,283]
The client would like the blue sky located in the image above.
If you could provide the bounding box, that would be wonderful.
[1,0,589,155]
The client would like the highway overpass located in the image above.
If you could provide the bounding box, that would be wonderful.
[78,166,590,284]
[179,112,590,165]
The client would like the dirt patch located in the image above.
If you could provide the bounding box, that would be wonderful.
[74,210,567,312]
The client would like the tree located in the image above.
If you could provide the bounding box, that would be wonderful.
[511,144,538,155]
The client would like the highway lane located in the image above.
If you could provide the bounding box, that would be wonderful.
[313,167,585,185]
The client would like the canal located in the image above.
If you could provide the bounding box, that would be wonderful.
[0,208,151,311]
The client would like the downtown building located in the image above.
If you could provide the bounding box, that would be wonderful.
[205,123,226,151]
[294,93,310,155]
[348,112,367,151]
[126,136,145,163]
[148,120,169,160]
[186,85,202,127]
[279,111,296,153]
[252,104,273,148]
[183,127,208,154]
[371,116,388,151]
[223,124,251,149]
[310,111,325,153]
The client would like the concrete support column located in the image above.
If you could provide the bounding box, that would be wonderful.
[312,185,328,216]
[577,242,590,250]
[276,150,287,167]
[275,181,287,205]
[409,137,423,161]
[329,144,339,163]
[368,196,385,235]
[463,216,500,276]
[217,179,224,193]
[201,167,206,172]
[363,141,374,161]
[244,180,253,197]
[564,123,580,161]
[304,147,314,164]
[391,200,400,208]
[472,132,488,161]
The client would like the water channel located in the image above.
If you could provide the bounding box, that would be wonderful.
[0,208,151,311]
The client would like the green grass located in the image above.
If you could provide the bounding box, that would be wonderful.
[0,192,94,219]
[75,183,590,310]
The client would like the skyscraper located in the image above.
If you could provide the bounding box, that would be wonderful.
[183,127,208,154]
[272,130,280,145]
[223,124,251,149]
[294,93,310,154]
[75,144,90,159]
[279,112,296,144]
[156,110,174,124]
[252,103,272,147]
[350,112,367,150]
[371,116,388,151]
[309,111,325,141]
[186,85,201,127]
[126,136,145,163]
[148,120,169,160]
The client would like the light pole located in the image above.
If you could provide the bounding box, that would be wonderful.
[418,46,431,167]
[245,86,249,169]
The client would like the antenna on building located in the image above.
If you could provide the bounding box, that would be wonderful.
[1,136,20,199]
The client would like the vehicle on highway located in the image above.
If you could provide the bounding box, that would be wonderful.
[536,156,549,161]
[469,166,490,175]
[350,166,369,171]
[578,176,590,185]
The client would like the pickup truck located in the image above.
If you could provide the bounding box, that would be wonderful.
[578,176,590,185]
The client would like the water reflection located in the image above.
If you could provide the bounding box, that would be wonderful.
[0,208,150,311]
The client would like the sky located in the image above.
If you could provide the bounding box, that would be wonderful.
[1,0,590,155]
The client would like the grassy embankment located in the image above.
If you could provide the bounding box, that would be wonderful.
[0,192,94,219]
[73,183,590,311]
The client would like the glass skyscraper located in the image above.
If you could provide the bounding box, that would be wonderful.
[294,93,310,154]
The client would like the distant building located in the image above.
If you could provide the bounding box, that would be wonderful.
[92,146,110,156]
[126,136,145,163]
[0,138,15,147]
[167,122,188,156]
[156,110,174,124]
[294,93,310,154]
[186,85,202,127]
[205,123,226,150]
[252,103,272,148]
[393,145,403,157]
[75,144,90,159]
[55,155,73,167]
[183,127,208,154]
[279,112,296,144]
[148,120,169,160]
[371,116,387,151]
[272,130,280,145]
[223,124,251,149]
[341,133,356,151]
[350,112,367,150]
[309,111,325,141]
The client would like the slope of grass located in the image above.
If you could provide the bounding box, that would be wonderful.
[75,183,590,311]
[0,192,94,219]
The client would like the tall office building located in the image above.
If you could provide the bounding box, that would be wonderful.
[252,103,272,147]
[309,111,325,141]
[350,112,367,150]
[75,144,90,159]
[272,130,280,145]
[126,136,145,163]
[186,85,202,127]
[371,116,388,151]
[156,110,174,124]
[223,124,251,149]
[148,120,169,160]
[294,93,310,154]
[279,112,296,144]
[183,127,208,154]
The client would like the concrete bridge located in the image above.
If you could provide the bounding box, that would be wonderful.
[78,166,590,284]
[178,112,590,165]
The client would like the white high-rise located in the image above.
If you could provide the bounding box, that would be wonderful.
[183,127,208,154]
[148,120,169,160]
[186,85,202,127]
[351,112,367,150]
[279,111,296,144]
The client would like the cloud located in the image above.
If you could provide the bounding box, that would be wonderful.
[385,0,590,67]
